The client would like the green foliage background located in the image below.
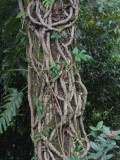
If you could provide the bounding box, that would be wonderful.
[0,0,120,159]
[0,0,33,159]
[78,0,120,129]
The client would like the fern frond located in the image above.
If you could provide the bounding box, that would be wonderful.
[42,0,54,8]
[2,14,21,38]
[0,88,23,133]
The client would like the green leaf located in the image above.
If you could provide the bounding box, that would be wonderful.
[114,136,120,140]
[34,133,41,138]
[0,88,23,134]
[116,130,120,135]
[35,98,39,107]
[62,31,67,37]
[56,64,61,70]
[16,12,28,19]
[62,61,67,67]
[81,55,93,62]
[42,0,54,8]
[103,126,110,133]
[88,131,97,138]
[3,49,10,53]
[79,49,86,54]
[34,137,41,143]
[97,121,103,130]
[88,151,103,159]
[40,113,45,119]
[90,141,101,151]
[72,47,79,55]
[72,152,79,160]
[75,55,81,62]
[51,72,56,78]
[110,139,116,145]
[89,126,97,131]
[46,127,52,136]
[50,63,56,69]
[51,33,61,39]
[98,136,106,143]
[31,156,38,160]
[37,106,43,112]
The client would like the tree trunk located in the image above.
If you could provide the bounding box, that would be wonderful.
[18,0,90,159]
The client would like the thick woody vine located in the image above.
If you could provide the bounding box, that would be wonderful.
[18,0,90,159]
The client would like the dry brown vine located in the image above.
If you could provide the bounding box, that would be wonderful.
[18,0,90,159]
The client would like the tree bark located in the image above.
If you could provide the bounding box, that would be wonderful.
[18,0,90,159]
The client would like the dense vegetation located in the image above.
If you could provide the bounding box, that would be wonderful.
[0,0,120,159]
[78,0,120,129]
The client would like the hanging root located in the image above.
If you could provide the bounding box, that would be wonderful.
[18,0,90,159]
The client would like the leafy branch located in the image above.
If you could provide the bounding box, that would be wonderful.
[72,47,93,63]
[0,88,23,133]
[42,0,54,8]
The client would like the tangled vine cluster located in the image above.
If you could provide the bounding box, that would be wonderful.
[18,0,90,159]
